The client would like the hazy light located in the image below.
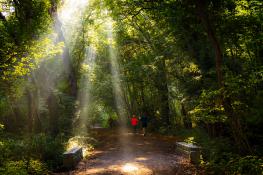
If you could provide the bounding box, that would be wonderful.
[55,0,94,135]
[1,4,15,17]
[59,0,89,23]
[74,46,97,134]
[57,0,90,42]
[122,163,139,172]
[106,17,127,126]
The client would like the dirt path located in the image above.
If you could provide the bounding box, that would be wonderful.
[60,129,199,175]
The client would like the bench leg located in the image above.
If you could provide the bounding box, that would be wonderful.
[190,151,200,164]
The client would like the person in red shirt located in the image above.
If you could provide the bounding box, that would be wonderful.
[131,114,139,133]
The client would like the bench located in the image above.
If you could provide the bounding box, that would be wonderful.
[63,147,83,169]
[176,142,201,164]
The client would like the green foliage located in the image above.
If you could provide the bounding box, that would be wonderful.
[27,159,49,175]
[225,156,263,175]
[0,161,28,175]
[0,134,65,171]
[29,134,65,169]
[204,154,263,175]
[0,138,28,163]
[0,0,262,174]
[0,159,49,175]
[0,123,3,131]
[190,89,226,123]
[55,91,76,134]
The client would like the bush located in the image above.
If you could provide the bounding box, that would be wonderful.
[0,161,27,175]
[0,159,49,175]
[0,138,29,165]
[28,133,65,170]
[225,156,263,175]
[27,159,49,175]
[0,133,65,171]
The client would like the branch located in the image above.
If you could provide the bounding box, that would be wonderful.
[131,8,145,19]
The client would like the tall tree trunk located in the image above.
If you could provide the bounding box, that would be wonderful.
[124,83,132,115]
[157,58,170,126]
[195,0,251,153]
[140,81,146,113]
[223,98,252,153]
[195,0,223,88]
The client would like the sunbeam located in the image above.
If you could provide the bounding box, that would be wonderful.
[75,46,97,135]
[106,16,127,127]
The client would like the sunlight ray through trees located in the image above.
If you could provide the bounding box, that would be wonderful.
[106,16,127,127]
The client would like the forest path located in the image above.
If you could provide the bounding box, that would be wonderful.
[61,128,199,175]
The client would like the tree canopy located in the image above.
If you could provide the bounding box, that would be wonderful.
[0,0,262,174]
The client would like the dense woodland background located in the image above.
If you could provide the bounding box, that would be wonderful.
[0,0,262,174]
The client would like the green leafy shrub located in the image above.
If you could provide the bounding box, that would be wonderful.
[0,138,29,164]
[0,159,48,175]
[194,133,262,175]
[0,161,27,175]
[225,156,263,175]
[27,159,49,175]
[28,133,65,170]
[0,134,65,171]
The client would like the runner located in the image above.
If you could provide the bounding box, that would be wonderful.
[131,114,139,133]
[140,113,148,136]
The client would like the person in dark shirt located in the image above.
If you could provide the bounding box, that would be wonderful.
[140,113,148,136]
